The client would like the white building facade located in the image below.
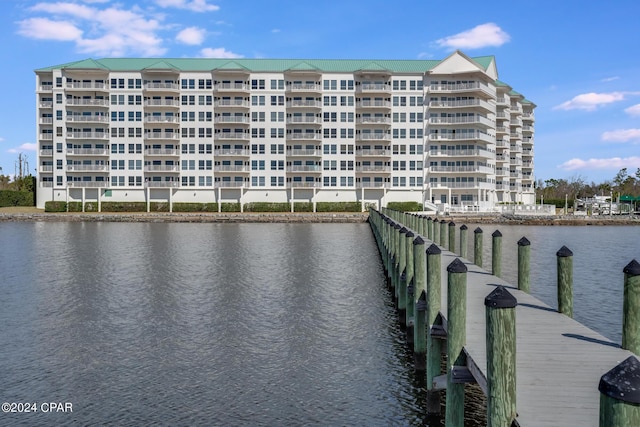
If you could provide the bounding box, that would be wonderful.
[35,51,535,211]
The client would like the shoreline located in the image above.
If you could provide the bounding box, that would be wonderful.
[2,209,640,225]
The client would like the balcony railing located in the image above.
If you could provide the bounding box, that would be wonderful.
[214,133,250,141]
[144,148,179,156]
[429,81,495,97]
[144,116,180,123]
[66,116,109,123]
[286,100,322,108]
[357,182,391,188]
[289,182,320,188]
[39,165,53,172]
[144,132,180,140]
[214,149,250,156]
[67,181,109,188]
[66,82,106,90]
[214,165,249,172]
[66,99,109,107]
[67,148,108,156]
[67,132,109,140]
[39,134,53,140]
[214,83,249,91]
[288,83,322,92]
[357,117,392,124]
[145,181,179,188]
[216,181,246,188]
[214,116,250,124]
[429,148,495,158]
[286,149,322,156]
[39,101,53,108]
[428,132,494,143]
[144,165,179,172]
[427,181,493,190]
[428,99,493,111]
[356,133,391,141]
[428,116,494,127]
[40,149,53,156]
[39,117,53,124]
[287,116,322,124]
[355,149,390,156]
[356,165,391,172]
[356,100,391,108]
[287,133,321,140]
[144,99,180,107]
[67,165,109,172]
[214,99,250,108]
[286,165,321,172]
[144,83,179,91]
[357,83,391,92]
[429,165,493,174]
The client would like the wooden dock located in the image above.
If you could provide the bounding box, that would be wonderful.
[369,209,638,426]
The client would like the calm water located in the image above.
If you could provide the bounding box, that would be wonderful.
[0,221,637,426]
[462,223,640,344]
[0,222,433,426]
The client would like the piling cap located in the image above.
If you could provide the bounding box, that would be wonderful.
[406,230,415,238]
[440,219,447,224]
[556,245,573,257]
[394,223,402,230]
[400,270,406,281]
[517,237,531,246]
[449,221,456,227]
[598,356,640,404]
[400,226,408,234]
[447,258,467,273]
[416,290,427,311]
[492,230,502,237]
[426,243,441,255]
[485,285,517,308]
[474,227,483,234]
[413,235,425,246]
[427,216,432,221]
[623,259,640,276]
[460,224,468,230]
[407,282,414,296]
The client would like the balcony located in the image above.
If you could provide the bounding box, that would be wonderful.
[66,82,106,90]
[357,83,391,93]
[38,84,53,92]
[356,133,391,142]
[355,165,391,172]
[356,100,391,108]
[357,181,391,188]
[428,115,494,128]
[39,165,53,173]
[144,99,180,107]
[355,149,390,156]
[429,81,495,97]
[144,165,179,172]
[39,117,53,124]
[429,148,495,158]
[144,116,180,123]
[214,99,250,108]
[66,115,109,123]
[287,116,322,124]
[286,100,322,108]
[286,149,322,156]
[214,165,249,172]
[429,165,493,174]
[144,83,179,91]
[286,165,321,172]
[357,117,392,125]
[144,148,179,156]
[67,148,108,156]
[39,133,53,140]
[214,133,250,141]
[39,101,53,108]
[67,132,109,140]
[287,133,321,141]
[287,83,322,92]
[40,149,53,156]
[427,181,493,190]
[214,82,249,92]
[214,149,250,156]
[144,132,180,141]
[216,181,246,188]
[67,181,109,188]
[40,182,54,188]
[66,98,109,107]
[145,181,179,188]
[214,116,250,124]
[428,132,494,144]
[428,99,493,112]
[67,165,109,172]
[289,181,320,188]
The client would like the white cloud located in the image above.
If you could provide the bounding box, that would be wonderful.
[417,52,433,59]
[434,23,510,50]
[8,143,37,154]
[156,0,219,12]
[18,2,166,56]
[0,137,5,142]
[271,28,281,33]
[559,156,640,171]
[625,104,640,117]
[176,27,206,45]
[17,17,83,41]
[553,92,630,111]
[601,76,620,82]
[199,47,242,58]
[601,129,640,143]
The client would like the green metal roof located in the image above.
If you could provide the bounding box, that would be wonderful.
[35,56,493,74]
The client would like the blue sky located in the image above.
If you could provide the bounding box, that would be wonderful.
[1,0,639,185]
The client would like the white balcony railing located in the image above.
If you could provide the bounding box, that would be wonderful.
[214,116,250,124]
[66,82,106,90]
[286,100,322,108]
[67,132,109,139]
[144,116,180,123]
[67,165,109,172]
[144,99,180,107]
[214,99,250,108]
[286,165,321,172]
[67,148,108,156]
[143,132,180,140]
[287,116,322,124]
[215,83,249,91]
[286,149,322,156]
[214,165,249,172]
[214,149,250,156]
[144,149,179,156]
[144,83,179,91]
[144,165,179,172]
[287,133,322,140]
[355,149,390,156]
[66,99,109,107]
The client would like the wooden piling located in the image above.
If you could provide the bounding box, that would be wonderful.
[474,227,483,268]
[459,224,468,259]
[432,217,439,245]
[518,237,531,293]
[405,229,415,345]
[492,230,502,278]
[598,356,640,426]
[449,221,456,254]
[413,235,427,371]
[440,219,447,248]
[557,245,573,318]
[427,216,434,241]
[398,227,408,324]
[622,259,640,354]
[485,286,518,427]
[426,243,442,414]
[446,258,468,427]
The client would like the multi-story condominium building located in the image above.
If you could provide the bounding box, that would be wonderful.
[35,50,535,211]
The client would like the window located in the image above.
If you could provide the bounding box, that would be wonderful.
[251,79,265,89]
